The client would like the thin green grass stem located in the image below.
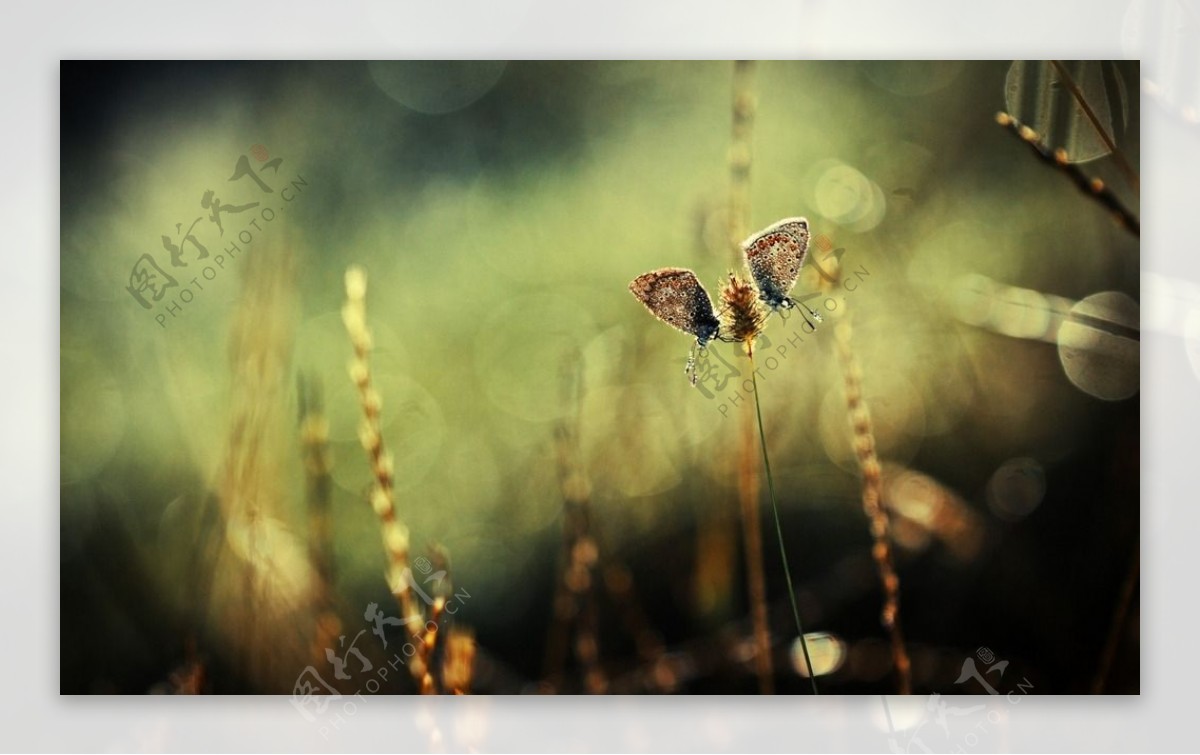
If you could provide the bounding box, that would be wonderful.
[749,353,819,695]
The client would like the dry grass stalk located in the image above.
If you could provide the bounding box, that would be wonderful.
[341,265,437,694]
[156,639,206,694]
[299,376,334,583]
[298,375,342,669]
[543,357,607,693]
[1048,60,1139,192]
[599,559,670,690]
[210,239,316,692]
[543,356,670,692]
[994,111,1139,236]
[736,375,773,694]
[825,255,911,694]
[728,60,756,256]
[442,628,477,694]
[727,59,775,694]
[690,198,739,629]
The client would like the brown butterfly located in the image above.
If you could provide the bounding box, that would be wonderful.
[629,267,722,346]
[740,216,823,322]
[630,217,823,384]
[628,267,726,384]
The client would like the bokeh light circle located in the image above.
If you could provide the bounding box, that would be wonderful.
[863,61,964,96]
[987,457,1047,521]
[814,162,886,232]
[791,632,847,678]
[369,61,507,115]
[1057,291,1139,401]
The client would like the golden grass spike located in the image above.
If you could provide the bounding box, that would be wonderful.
[995,111,1139,237]
[341,265,439,694]
[833,316,913,695]
[298,373,341,670]
[720,272,767,352]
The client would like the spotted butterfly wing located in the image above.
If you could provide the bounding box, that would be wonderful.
[629,267,721,346]
[741,217,811,310]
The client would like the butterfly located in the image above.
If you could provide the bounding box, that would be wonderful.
[629,216,823,384]
[629,267,724,382]
[740,216,824,321]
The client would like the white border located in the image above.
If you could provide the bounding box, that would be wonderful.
[6,0,1185,751]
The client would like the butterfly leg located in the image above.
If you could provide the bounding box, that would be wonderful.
[685,341,699,386]
[685,340,713,387]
